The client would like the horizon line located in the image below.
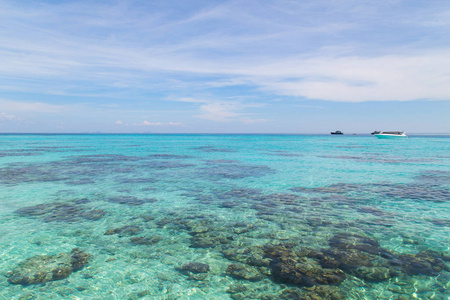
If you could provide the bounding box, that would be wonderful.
[1,132,449,136]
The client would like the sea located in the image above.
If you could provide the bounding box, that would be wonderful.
[0,134,448,300]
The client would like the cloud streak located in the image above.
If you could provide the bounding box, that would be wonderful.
[0,99,68,113]
[114,120,184,127]
[138,121,183,126]
[1,0,449,103]
[174,97,265,123]
[0,112,17,121]
[247,50,450,102]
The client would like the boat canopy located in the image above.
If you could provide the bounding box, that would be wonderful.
[381,131,404,135]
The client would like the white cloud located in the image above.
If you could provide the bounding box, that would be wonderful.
[196,102,244,122]
[413,10,450,27]
[137,121,183,126]
[0,99,68,113]
[174,97,264,123]
[142,121,158,126]
[247,51,450,102]
[175,97,207,104]
[0,0,449,104]
[240,117,268,124]
[0,112,17,121]
[167,122,184,126]
[295,105,325,109]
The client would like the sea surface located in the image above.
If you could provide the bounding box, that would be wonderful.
[0,134,448,300]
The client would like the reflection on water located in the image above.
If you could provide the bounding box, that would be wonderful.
[0,134,448,299]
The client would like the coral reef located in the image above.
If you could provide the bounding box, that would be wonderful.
[130,235,162,245]
[226,263,265,281]
[7,248,90,285]
[264,244,346,287]
[107,196,157,206]
[104,225,143,237]
[16,200,106,223]
[178,262,210,273]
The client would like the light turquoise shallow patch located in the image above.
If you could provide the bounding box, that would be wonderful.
[0,134,448,299]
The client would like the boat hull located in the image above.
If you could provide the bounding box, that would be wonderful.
[374,134,407,139]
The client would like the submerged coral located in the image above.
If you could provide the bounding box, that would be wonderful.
[7,248,90,285]
[107,196,157,206]
[199,163,276,179]
[414,170,450,186]
[15,200,106,223]
[190,231,234,248]
[398,250,449,276]
[176,262,211,281]
[322,233,448,282]
[140,161,196,169]
[105,225,143,237]
[130,235,162,245]
[264,244,346,287]
[226,263,265,282]
[178,262,210,274]
[292,181,450,203]
[222,245,270,267]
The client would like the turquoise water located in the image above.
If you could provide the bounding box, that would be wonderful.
[0,134,448,299]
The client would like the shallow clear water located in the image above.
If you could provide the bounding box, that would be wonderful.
[0,134,448,299]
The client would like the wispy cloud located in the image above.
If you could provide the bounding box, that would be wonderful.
[247,50,450,102]
[174,97,265,123]
[138,121,184,126]
[0,112,17,121]
[196,102,248,122]
[1,0,449,103]
[0,99,68,113]
[294,105,325,109]
[152,49,450,102]
[115,120,184,127]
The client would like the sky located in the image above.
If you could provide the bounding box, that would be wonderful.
[0,0,449,133]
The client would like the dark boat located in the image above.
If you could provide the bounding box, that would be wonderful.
[330,131,343,135]
[371,131,381,135]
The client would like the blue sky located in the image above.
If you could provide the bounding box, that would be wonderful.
[0,0,449,133]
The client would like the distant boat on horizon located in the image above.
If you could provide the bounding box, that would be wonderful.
[330,130,343,135]
[374,131,408,138]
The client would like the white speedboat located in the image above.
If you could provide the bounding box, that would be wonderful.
[374,131,408,139]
